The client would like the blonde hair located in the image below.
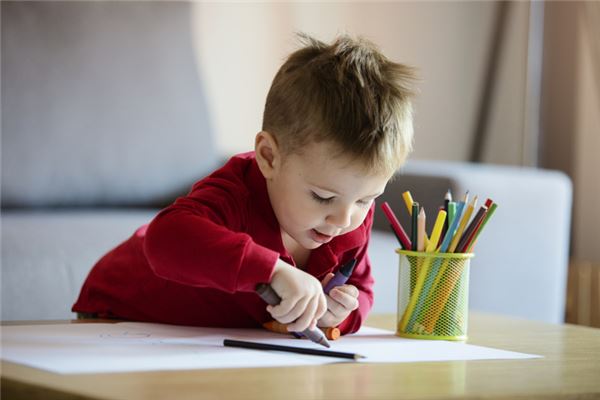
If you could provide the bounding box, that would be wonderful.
[262,33,417,175]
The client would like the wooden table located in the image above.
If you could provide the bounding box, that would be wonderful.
[2,313,600,400]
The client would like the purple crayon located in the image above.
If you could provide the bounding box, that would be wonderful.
[323,259,357,295]
[255,283,331,348]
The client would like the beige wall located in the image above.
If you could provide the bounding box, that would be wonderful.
[541,2,600,263]
[572,2,600,263]
[190,2,531,164]
[190,2,599,261]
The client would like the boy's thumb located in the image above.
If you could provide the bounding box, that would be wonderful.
[321,273,335,288]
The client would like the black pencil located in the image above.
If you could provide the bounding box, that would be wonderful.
[411,202,419,251]
[223,339,365,360]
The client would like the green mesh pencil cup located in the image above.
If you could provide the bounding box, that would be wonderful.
[396,249,474,341]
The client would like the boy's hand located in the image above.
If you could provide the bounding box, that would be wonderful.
[317,273,360,327]
[268,259,327,332]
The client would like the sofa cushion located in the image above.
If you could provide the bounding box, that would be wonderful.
[1,1,216,207]
[1,209,157,320]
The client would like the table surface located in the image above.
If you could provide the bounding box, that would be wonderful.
[2,313,600,400]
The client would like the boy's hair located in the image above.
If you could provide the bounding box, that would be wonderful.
[262,33,417,175]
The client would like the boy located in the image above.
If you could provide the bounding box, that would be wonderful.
[73,34,416,335]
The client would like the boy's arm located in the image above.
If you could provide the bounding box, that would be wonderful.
[336,206,376,334]
[143,178,279,293]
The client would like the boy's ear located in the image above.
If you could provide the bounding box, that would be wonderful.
[254,131,281,180]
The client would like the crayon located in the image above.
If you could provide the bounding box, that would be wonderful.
[320,326,341,341]
[256,283,330,348]
[263,320,302,338]
[323,259,357,294]
[263,321,341,340]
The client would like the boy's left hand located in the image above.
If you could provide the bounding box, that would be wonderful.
[317,273,359,328]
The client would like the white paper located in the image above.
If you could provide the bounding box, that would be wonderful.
[0,322,540,374]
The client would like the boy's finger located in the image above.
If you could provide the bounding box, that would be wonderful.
[274,296,311,324]
[269,296,304,320]
[287,296,318,332]
[336,284,359,298]
[320,273,335,288]
[315,292,328,319]
[330,289,359,311]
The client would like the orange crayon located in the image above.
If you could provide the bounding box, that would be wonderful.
[262,320,290,334]
[263,320,340,340]
[320,326,341,341]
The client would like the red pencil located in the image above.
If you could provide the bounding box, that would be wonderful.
[380,202,412,249]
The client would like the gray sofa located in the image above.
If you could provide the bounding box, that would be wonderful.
[1,2,572,325]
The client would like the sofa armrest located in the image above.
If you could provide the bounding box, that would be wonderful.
[371,160,572,323]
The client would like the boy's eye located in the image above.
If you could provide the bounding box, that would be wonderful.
[311,191,334,204]
[356,198,374,208]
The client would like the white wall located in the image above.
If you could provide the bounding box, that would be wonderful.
[190,2,529,164]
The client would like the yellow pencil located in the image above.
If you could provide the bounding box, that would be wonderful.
[398,209,446,332]
[402,191,414,215]
[424,194,477,333]
[426,210,446,253]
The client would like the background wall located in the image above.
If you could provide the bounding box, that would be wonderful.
[189,1,598,263]
[191,2,529,164]
[541,2,600,265]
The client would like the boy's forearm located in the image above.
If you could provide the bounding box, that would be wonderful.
[143,209,278,293]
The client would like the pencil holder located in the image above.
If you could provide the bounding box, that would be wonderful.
[396,249,474,341]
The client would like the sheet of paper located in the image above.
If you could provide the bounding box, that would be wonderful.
[1,322,540,374]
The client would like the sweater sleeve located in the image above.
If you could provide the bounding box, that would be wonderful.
[143,164,280,293]
[337,206,376,334]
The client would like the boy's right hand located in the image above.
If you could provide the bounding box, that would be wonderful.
[268,259,327,333]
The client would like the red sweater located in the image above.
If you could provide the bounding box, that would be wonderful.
[73,152,375,334]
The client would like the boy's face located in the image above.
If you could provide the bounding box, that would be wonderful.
[256,132,391,251]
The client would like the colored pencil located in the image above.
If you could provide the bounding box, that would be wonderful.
[438,197,466,254]
[223,339,365,360]
[467,202,498,252]
[441,189,452,239]
[398,209,446,332]
[457,205,488,253]
[448,195,477,253]
[417,207,426,252]
[402,191,415,215]
[411,202,419,251]
[380,202,411,249]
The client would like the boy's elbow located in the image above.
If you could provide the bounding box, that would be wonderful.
[142,212,174,276]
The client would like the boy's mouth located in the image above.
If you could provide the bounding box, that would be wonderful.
[310,229,334,244]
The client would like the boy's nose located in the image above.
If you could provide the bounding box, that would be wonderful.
[326,206,352,229]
